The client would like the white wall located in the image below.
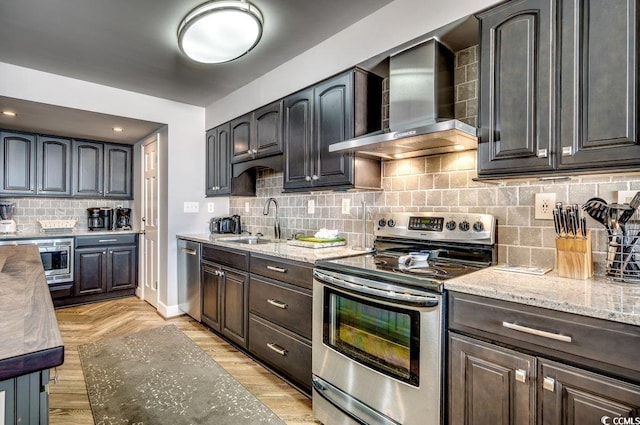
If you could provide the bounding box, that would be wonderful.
[205,0,501,128]
[0,62,219,317]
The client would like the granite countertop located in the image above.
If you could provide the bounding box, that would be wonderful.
[177,233,368,263]
[0,245,64,380]
[0,229,139,241]
[445,267,640,326]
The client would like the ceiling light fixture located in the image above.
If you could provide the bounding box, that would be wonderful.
[2,111,16,117]
[177,0,264,64]
[112,127,124,132]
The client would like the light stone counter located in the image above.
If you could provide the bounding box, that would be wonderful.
[0,229,139,241]
[177,233,367,263]
[445,267,640,326]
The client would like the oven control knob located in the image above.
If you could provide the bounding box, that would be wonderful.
[473,221,485,232]
[446,220,457,231]
[387,219,396,228]
[458,220,470,231]
[378,218,386,227]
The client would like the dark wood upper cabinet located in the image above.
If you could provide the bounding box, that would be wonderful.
[37,136,72,196]
[72,140,104,197]
[104,143,132,198]
[478,0,640,178]
[558,0,640,170]
[231,99,283,163]
[0,131,36,195]
[283,68,382,192]
[477,0,556,176]
[206,124,230,196]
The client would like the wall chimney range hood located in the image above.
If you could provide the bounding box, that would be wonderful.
[329,39,477,160]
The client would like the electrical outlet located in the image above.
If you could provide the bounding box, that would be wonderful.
[341,198,351,214]
[207,202,215,213]
[244,202,250,213]
[534,193,556,220]
[183,202,199,213]
[617,190,637,204]
[308,199,315,214]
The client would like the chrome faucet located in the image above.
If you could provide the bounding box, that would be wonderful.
[262,197,281,239]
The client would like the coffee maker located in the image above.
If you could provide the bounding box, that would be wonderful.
[0,201,16,233]
[87,207,113,231]
[114,208,132,230]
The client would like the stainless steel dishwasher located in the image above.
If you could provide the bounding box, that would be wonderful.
[177,239,201,321]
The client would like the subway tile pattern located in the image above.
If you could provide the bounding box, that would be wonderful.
[1,197,131,233]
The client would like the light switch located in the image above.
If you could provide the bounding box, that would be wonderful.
[183,202,199,213]
[342,198,351,214]
[244,202,250,213]
[207,202,215,213]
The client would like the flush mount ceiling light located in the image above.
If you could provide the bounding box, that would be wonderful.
[177,0,264,64]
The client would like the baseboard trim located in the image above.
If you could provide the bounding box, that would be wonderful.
[157,301,184,319]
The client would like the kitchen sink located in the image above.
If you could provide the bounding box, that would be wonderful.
[218,236,273,245]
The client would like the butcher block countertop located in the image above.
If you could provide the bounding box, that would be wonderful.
[445,266,640,327]
[0,245,64,381]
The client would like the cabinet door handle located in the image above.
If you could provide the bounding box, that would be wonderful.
[515,369,527,383]
[537,148,548,158]
[543,377,555,392]
[266,343,287,356]
[311,174,319,181]
[267,299,288,309]
[502,322,572,343]
[305,176,312,182]
[266,265,287,273]
[98,239,118,243]
[562,146,573,156]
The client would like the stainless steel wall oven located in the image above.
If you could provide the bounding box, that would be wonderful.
[312,212,496,425]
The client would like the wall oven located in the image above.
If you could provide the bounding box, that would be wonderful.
[312,212,496,425]
[0,238,73,284]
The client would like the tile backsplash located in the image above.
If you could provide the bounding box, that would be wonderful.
[1,197,131,233]
[230,155,640,275]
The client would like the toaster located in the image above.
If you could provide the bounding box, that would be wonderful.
[210,215,242,234]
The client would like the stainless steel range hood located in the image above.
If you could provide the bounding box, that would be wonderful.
[329,38,477,160]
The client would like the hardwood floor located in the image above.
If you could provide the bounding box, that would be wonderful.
[49,296,319,425]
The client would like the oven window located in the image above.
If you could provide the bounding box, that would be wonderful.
[323,287,420,386]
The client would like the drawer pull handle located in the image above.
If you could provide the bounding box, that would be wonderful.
[267,265,287,273]
[515,369,527,383]
[267,343,287,356]
[98,239,118,243]
[543,377,555,392]
[267,299,288,309]
[181,248,197,255]
[502,322,572,343]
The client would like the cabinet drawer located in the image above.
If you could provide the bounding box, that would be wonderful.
[75,233,137,247]
[250,254,312,289]
[448,292,640,378]
[202,244,248,271]
[249,276,311,339]
[249,314,311,391]
[49,283,73,299]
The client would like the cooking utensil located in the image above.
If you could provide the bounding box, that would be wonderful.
[582,197,610,232]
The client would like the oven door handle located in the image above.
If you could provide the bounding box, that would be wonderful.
[313,270,439,307]
[312,375,401,425]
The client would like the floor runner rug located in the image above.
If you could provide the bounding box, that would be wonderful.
[78,324,286,425]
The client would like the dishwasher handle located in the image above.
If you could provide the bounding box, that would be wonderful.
[181,247,198,256]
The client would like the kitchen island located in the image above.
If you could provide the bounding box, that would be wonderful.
[0,244,64,425]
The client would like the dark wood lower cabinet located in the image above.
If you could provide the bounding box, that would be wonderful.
[0,369,49,425]
[53,234,138,308]
[539,360,640,425]
[449,333,536,425]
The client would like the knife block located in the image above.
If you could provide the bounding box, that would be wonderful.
[555,231,593,279]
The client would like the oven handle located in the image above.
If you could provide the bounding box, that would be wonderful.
[313,270,439,307]
[312,375,401,425]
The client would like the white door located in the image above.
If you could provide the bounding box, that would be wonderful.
[141,135,159,308]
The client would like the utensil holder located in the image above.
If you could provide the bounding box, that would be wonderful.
[555,231,593,279]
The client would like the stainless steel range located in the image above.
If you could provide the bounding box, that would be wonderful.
[312,211,496,425]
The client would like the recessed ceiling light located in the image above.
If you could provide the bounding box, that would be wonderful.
[2,111,16,117]
[113,127,124,132]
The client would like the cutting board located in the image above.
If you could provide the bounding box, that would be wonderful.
[286,237,346,249]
